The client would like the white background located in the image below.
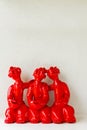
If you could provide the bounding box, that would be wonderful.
[0,0,87,129]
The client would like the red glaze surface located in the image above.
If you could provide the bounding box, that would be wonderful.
[47,66,76,123]
[5,67,28,123]
[5,66,76,124]
[27,67,51,123]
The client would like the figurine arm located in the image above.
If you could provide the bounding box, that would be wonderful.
[27,86,42,110]
[7,85,19,109]
[23,80,34,89]
[62,83,70,105]
[38,84,49,106]
[27,86,33,105]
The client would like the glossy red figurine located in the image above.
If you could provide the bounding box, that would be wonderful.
[5,66,29,123]
[5,66,76,124]
[47,67,76,123]
[27,67,51,123]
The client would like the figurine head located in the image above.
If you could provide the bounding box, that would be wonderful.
[33,67,47,81]
[47,66,60,80]
[8,66,21,81]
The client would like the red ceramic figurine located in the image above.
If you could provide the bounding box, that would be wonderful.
[47,66,76,123]
[27,67,51,123]
[5,66,28,123]
[5,66,76,124]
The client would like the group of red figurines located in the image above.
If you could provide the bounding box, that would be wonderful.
[5,66,76,124]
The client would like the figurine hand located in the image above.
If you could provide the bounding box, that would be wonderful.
[29,100,43,110]
[8,99,19,109]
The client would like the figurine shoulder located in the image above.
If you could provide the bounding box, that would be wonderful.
[27,79,35,87]
[8,85,14,91]
[7,85,14,97]
[60,81,70,92]
[60,81,68,88]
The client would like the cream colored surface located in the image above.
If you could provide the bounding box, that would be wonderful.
[0,0,87,129]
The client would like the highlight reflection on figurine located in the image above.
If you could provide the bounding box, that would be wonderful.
[5,67,28,123]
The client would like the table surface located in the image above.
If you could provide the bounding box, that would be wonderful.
[0,115,87,130]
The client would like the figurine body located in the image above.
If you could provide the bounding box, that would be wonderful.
[47,67,76,123]
[27,68,51,123]
[5,67,28,123]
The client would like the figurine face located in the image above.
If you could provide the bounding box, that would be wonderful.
[33,68,46,81]
[47,67,60,80]
[8,66,21,81]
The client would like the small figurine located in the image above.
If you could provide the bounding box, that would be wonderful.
[27,67,51,123]
[47,67,76,123]
[5,66,29,123]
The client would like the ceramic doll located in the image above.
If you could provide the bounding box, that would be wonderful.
[5,67,28,123]
[47,66,76,123]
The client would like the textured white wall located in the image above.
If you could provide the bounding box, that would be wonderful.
[0,0,87,118]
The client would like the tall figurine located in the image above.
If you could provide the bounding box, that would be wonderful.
[47,66,76,123]
[5,66,28,123]
[27,67,51,123]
